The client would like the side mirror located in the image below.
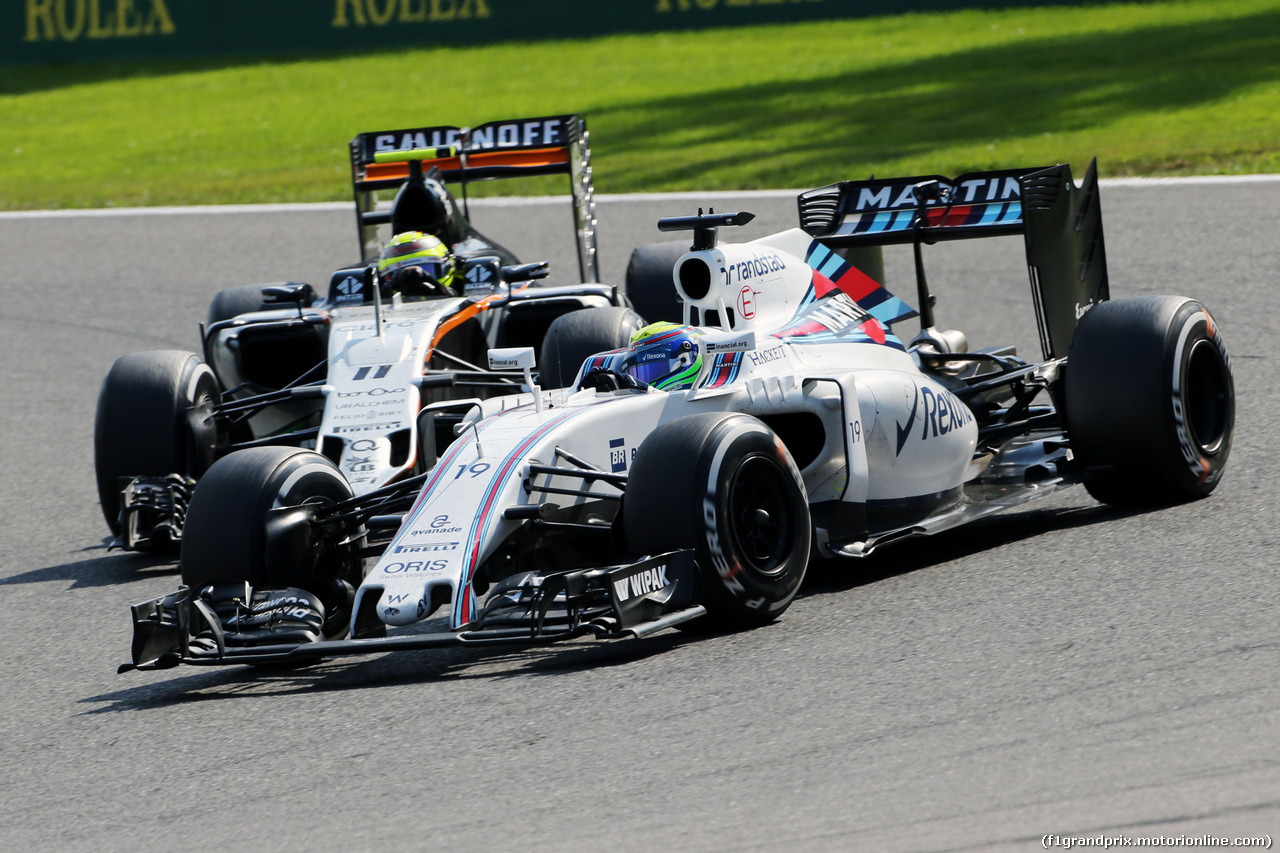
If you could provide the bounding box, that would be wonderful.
[261,282,316,307]
[487,347,537,371]
[501,261,550,283]
[488,347,542,413]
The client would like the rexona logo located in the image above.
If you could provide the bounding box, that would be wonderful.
[894,381,975,456]
[23,0,175,42]
[613,564,670,602]
[333,0,491,28]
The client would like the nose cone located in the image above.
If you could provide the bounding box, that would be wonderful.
[377,589,427,626]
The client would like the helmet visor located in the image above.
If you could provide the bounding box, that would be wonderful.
[404,258,450,284]
[623,339,699,388]
[626,352,682,386]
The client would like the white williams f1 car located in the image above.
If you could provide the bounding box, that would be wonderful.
[121,160,1234,673]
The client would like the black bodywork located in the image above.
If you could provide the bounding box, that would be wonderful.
[110,115,622,551]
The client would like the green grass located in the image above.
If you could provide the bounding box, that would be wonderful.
[2,0,1278,210]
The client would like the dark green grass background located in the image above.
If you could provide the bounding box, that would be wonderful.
[2,0,1276,209]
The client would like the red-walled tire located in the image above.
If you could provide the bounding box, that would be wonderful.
[624,413,810,626]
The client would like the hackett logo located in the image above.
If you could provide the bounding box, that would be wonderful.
[24,0,175,42]
[333,0,491,27]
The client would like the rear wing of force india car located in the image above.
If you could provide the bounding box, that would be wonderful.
[350,114,599,283]
[798,159,1109,360]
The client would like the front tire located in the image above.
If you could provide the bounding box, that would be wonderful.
[1065,295,1234,506]
[93,350,219,543]
[624,413,811,626]
[181,447,364,639]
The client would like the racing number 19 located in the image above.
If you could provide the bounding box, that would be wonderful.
[453,462,492,479]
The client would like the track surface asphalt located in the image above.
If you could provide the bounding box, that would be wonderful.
[1,183,1278,852]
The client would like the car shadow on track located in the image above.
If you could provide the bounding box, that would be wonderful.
[80,624,699,713]
[1,539,178,591]
[77,501,1146,711]
[799,500,1143,597]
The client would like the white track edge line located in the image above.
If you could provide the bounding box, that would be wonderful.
[1,175,1276,219]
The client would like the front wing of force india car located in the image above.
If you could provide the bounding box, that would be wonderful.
[121,160,1234,673]
[95,114,644,554]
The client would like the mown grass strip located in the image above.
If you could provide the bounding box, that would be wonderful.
[2,0,1277,210]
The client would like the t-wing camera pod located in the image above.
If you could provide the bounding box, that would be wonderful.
[657,209,756,251]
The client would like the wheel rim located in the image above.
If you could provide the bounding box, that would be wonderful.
[1185,338,1231,455]
[726,454,798,578]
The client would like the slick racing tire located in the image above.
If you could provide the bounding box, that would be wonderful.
[625,241,687,325]
[539,306,645,389]
[1065,295,1234,507]
[181,447,365,640]
[624,413,811,627]
[93,350,220,545]
[205,282,314,327]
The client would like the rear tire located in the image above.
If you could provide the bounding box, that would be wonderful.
[625,242,687,325]
[181,447,364,639]
[93,350,219,543]
[1065,295,1234,506]
[206,282,313,327]
[538,306,644,389]
[624,413,810,626]
[206,284,270,327]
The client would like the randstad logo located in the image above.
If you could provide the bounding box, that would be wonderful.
[23,0,175,42]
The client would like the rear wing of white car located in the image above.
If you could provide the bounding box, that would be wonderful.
[798,160,1109,360]
[349,114,598,282]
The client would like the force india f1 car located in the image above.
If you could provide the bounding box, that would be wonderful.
[95,115,643,554]
[121,160,1235,673]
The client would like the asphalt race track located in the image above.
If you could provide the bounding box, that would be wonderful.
[1,181,1277,852]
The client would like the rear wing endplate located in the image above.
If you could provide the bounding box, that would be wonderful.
[798,160,1109,359]
[350,114,598,282]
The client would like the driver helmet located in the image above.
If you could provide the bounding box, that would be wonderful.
[622,322,703,390]
[377,231,457,294]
